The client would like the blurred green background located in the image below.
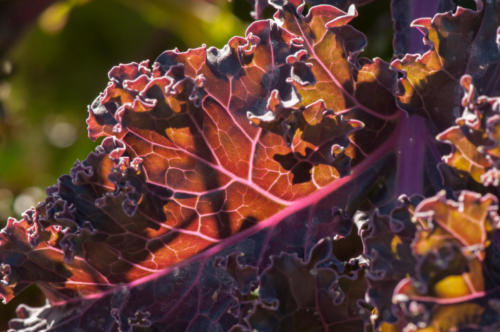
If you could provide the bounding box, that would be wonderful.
[0,0,392,328]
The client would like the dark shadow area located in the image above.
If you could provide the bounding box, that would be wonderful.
[274,153,313,184]
[0,285,46,329]
[350,0,393,61]
[454,0,476,10]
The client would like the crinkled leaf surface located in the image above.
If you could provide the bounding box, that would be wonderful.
[438,75,500,187]
[357,195,419,326]
[391,0,456,55]
[2,2,403,330]
[392,1,500,130]
[249,0,374,21]
[391,191,500,331]
[358,190,500,331]
[3,0,500,331]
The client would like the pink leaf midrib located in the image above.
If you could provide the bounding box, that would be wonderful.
[51,118,401,306]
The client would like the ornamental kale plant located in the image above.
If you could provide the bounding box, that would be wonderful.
[2,0,500,331]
